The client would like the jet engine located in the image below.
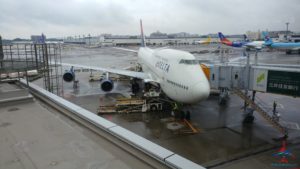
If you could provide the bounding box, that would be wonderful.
[63,67,75,82]
[100,78,114,92]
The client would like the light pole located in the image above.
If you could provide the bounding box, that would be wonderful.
[286,22,289,41]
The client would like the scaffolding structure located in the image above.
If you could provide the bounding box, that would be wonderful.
[0,40,62,95]
[40,44,62,95]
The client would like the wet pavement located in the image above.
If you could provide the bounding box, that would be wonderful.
[38,45,300,168]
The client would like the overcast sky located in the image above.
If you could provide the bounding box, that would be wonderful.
[0,0,299,39]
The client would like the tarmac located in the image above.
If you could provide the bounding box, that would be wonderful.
[53,45,300,168]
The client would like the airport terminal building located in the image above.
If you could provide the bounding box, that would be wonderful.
[63,35,242,47]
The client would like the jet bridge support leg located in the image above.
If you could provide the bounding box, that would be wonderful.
[243,91,256,124]
[219,88,229,105]
[254,51,258,65]
[131,79,140,94]
[73,80,79,89]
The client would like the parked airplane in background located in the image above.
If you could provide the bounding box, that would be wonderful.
[264,36,300,54]
[218,32,265,50]
[62,20,210,104]
[195,36,212,44]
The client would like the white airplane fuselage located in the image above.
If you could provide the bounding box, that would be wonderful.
[138,47,210,104]
[244,41,265,49]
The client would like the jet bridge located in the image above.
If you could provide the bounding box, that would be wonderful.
[204,55,300,137]
[208,63,300,97]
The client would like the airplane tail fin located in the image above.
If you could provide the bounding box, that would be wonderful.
[206,36,211,44]
[218,32,231,43]
[262,31,272,45]
[140,19,146,47]
[265,36,273,42]
[243,34,249,42]
[201,36,211,44]
[261,31,268,39]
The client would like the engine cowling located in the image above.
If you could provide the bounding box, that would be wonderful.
[101,79,114,92]
[63,70,75,82]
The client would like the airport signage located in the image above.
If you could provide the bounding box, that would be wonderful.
[253,69,268,92]
[267,70,300,97]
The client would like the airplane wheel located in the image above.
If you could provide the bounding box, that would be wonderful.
[150,105,158,111]
[132,83,139,94]
[243,115,254,124]
[185,111,191,120]
[144,83,151,91]
[219,97,227,105]
[180,111,185,120]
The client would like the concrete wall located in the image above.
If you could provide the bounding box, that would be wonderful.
[19,79,206,169]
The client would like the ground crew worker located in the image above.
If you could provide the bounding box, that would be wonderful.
[171,102,178,116]
[173,102,178,111]
[172,102,179,119]
[186,110,191,120]
[272,101,280,121]
[273,101,277,115]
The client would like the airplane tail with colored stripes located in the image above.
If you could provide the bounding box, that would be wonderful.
[218,32,231,44]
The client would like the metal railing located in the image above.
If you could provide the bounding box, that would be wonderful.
[233,88,288,136]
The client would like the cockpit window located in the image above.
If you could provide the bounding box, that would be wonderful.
[179,59,199,65]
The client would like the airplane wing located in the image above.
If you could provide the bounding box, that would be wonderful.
[60,62,153,81]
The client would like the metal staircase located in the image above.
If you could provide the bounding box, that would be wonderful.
[233,88,288,136]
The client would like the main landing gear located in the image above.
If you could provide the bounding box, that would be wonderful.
[131,80,140,94]
[219,88,229,105]
[242,91,256,124]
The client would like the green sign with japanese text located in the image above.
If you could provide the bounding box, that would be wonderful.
[267,70,300,97]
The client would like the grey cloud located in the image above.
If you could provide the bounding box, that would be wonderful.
[0,0,299,39]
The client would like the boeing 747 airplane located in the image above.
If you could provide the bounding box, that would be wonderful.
[62,20,210,104]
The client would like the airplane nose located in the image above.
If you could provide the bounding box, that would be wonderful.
[190,81,210,102]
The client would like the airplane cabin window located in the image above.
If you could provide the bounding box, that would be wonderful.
[179,59,200,65]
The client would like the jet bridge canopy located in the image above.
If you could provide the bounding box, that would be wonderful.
[208,63,300,97]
